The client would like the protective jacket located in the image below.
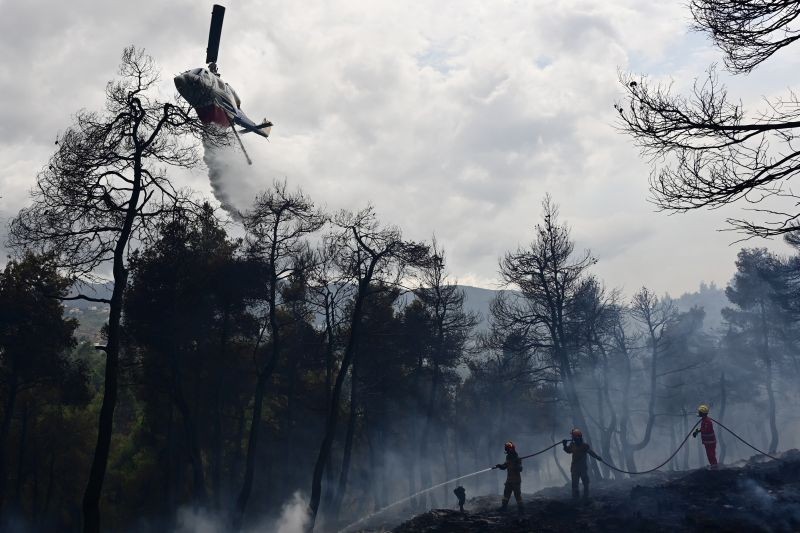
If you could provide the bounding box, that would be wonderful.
[563,441,600,472]
[497,451,523,483]
[700,417,716,445]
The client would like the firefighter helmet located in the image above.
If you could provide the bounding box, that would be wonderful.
[571,428,583,438]
[504,441,516,453]
[698,404,709,415]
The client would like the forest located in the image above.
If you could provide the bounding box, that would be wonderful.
[2,130,799,531]
[5,0,800,531]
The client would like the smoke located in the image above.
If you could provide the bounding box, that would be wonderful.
[174,507,223,533]
[272,492,310,533]
[202,140,247,222]
[172,492,309,533]
[738,479,775,512]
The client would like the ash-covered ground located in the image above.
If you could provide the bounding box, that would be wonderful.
[347,450,800,533]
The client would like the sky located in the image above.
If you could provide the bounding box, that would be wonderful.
[0,0,796,297]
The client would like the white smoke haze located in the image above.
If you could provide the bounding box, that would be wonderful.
[173,492,309,533]
[273,492,311,533]
[174,507,223,533]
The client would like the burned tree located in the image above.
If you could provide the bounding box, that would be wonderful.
[414,240,478,508]
[234,181,325,528]
[616,0,800,238]
[307,207,429,531]
[690,0,800,74]
[571,278,622,478]
[8,47,224,533]
[491,195,599,475]
[625,287,676,467]
[307,241,352,513]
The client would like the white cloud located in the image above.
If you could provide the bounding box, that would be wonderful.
[0,0,794,295]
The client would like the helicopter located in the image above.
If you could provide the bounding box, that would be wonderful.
[174,4,272,165]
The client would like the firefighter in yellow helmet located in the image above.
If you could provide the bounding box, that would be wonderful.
[562,428,602,502]
[692,404,718,466]
[495,441,524,513]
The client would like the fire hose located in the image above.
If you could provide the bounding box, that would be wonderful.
[519,442,562,461]
[710,417,786,463]
[598,417,786,475]
[597,420,700,475]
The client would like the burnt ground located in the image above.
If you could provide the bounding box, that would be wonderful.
[348,450,800,533]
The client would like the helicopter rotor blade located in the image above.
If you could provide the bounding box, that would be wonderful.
[206,4,226,64]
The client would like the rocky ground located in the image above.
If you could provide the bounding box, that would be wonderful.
[347,450,800,533]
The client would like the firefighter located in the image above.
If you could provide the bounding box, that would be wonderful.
[692,404,718,467]
[562,428,602,502]
[453,485,466,513]
[495,441,524,513]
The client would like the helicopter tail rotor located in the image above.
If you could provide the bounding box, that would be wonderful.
[206,4,225,65]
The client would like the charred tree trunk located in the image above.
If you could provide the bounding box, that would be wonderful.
[321,312,337,512]
[630,332,659,456]
[719,373,727,463]
[212,309,230,509]
[308,276,372,531]
[285,355,298,482]
[617,339,636,473]
[418,363,439,509]
[0,372,19,511]
[682,408,690,470]
[42,450,55,519]
[211,395,223,509]
[165,402,175,513]
[378,428,389,510]
[236,236,284,529]
[13,401,29,506]
[441,428,451,506]
[597,344,619,479]
[333,358,358,522]
[235,369,268,526]
[229,406,246,492]
[82,148,143,533]
[761,303,779,453]
[669,422,677,471]
[173,390,208,505]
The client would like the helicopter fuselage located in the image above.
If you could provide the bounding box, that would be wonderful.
[174,67,241,128]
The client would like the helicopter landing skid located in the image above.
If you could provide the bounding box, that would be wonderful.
[227,117,253,165]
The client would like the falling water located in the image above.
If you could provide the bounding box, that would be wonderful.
[337,467,494,533]
[202,140,245,221]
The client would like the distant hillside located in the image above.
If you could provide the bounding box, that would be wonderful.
[458,285,499,328]
[67,305,108,342]
[459,283,733,334]
[63,282,730,343]
[65,282,112,341]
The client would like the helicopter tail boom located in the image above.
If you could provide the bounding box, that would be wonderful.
[238,120,273,138]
